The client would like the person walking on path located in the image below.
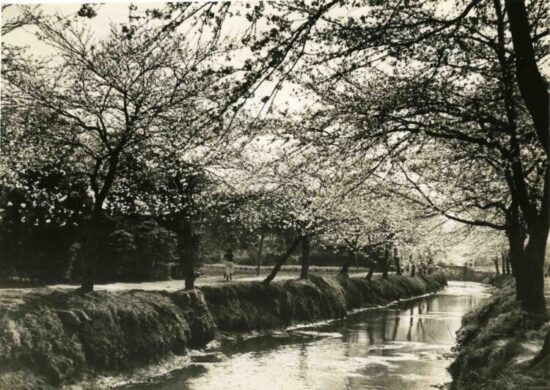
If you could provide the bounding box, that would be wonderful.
[223,249,235,281]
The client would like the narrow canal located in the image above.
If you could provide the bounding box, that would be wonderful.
[118,281,491,390]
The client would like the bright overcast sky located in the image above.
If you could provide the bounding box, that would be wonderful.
[2,2,239,55]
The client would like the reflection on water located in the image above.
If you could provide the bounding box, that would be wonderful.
[122,281,490,390]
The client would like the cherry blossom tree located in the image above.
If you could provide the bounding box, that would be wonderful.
[243,0,549,315]
[2,14,252,291]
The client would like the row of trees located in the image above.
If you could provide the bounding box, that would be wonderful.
[239,0,549,315]
[215,133,450,283]
[1,5,440,289]
[0,160,443,284]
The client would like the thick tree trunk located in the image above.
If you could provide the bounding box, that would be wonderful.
[176,221,198,291]
[341,249,353,275]
[179,239,197,290]
[81,154,119,292]
[80,208,103,292]
[300,235,310,279]
[256,229,265,276]
[182,258,196,290]
[80,229,95,292]
[80,231,96,292]
[516,227,548,316]
[184,268,196,290]
[515,260,545,315]
[504,0,549,156]
[263,236,302,284]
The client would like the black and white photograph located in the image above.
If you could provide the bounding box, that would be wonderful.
[0,1,549,389]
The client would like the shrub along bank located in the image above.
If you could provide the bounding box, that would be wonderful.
[449,275,550,390]
[200,273,447,332]
[0,273,447,389]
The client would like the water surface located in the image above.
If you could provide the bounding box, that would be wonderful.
[120,281,490,390]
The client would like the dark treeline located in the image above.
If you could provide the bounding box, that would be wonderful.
[0,208,400,285]
[0,164,410,285]
[0,168,408,284]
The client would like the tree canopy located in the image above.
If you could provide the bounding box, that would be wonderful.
[1,0,548,315]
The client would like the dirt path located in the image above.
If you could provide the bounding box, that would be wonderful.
[1,268,374,294]
[48,274,302,292]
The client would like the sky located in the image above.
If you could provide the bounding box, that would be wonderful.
[3,3,133,53]
[3,1,547,106]
[1,1,307,114]
[3,2,252,54]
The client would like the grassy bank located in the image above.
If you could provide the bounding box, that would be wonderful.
[449,275,550,390]
[0,273,447,389]
[200,273,447,332]
[0,289,216,389]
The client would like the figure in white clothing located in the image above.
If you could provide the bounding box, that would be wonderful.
[223,249,235,281]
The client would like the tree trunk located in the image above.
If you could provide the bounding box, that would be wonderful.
[184,268,196,289]
[80,228,96,292]
[300,235,310,279]
[516,227,548,316]
[176,221,198,290]
[504,0,549,156]
[501,251,507,275]
[366,263,375,281]
[411,264,416,277]
[515,260,545,315]
[80,231,94,291]
[341,249,353,275]
[382,248,389,279]
[507,219,527,299]
[256,229,265,276]
[394,247,402,276]
[80,208,103,292]
[179,240,197,290]
[80,154,119,292]
[182,258,196,290]
[263,236,302,284]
